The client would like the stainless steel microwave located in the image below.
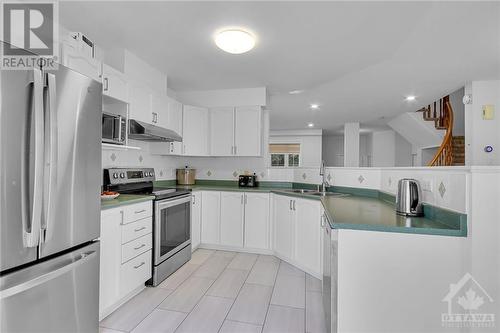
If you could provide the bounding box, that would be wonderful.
[102,112,126,145]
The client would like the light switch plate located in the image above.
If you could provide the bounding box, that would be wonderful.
[482,105,495,120]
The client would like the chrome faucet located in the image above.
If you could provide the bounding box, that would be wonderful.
[319,160,330,193]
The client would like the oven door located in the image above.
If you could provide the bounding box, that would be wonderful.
[154,194,192,265]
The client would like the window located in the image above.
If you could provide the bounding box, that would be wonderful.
[269,143,300,167]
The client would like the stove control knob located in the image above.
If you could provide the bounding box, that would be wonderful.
[112,172,118,179]
[120,173,125,178]
[149,172,154,177]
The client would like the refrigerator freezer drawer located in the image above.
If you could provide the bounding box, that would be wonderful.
[122,233,152,263]
[0,242,100,332]
[120,250,152,297]
[121,216,153,244]
[122,201,153,224]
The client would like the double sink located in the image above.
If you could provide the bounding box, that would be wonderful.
[282,189,350,197]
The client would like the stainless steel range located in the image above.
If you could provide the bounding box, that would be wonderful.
[104,168,192,286]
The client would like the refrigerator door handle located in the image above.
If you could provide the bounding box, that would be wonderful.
[41,72,57,243]
[0,250,97,299]
[21,69,44,248]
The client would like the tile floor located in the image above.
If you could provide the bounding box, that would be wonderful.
[99,249,327,333]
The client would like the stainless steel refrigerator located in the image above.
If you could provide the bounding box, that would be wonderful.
[0,42,102,332]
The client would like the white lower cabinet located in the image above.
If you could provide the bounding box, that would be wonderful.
[220,192,245,247]
[244,192,270,250]
[201,191,221,244]
[294,198,322,275]
[191,192,202,250]
[273,194,294,260]
[99,201,153,319]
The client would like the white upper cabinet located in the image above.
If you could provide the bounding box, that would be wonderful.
[61,43,101,82]
[234,106,262,156]
[167,98,183,136]
[244,193,270,250]
[101,64,128,103]
[183,105,209,156]
[151,92,169,129]
[294,198,322,275]
[220,192,245,247]
[201,191,220,244]
[128,81,153,124]
[210,107,235,156]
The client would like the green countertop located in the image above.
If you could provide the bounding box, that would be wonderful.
[101,194,154,210]
[179,183,467,237]
[321,195,467,237]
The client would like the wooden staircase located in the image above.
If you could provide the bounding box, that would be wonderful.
[417,95,464,166]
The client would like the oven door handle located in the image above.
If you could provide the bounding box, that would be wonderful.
[154,194,192,210]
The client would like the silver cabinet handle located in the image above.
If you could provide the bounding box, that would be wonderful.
[134,226,146,232]
[134,262,145,269]
[192,196,196,205]
[234,146,237,155]
[321,214,326,227]
[134,244,146,250]
[293,200,296,211]
[241,195,244,205]
[0,251,96,299]
[244,194,247,205]
[289,200,293,210]
[103,77,109,91]
[134,209,146,214]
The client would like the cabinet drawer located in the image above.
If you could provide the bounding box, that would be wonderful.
[122,233,152,263]
[120,250,152,297]
[122,217,152,244]
[123,201,152,224]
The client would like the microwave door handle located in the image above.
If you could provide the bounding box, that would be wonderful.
[41,73,57,243]
[21,69,44,248]
[117,115,122,142]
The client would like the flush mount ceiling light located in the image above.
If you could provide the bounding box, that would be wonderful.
[214,29,256,54]
[310,104,320,109]
[307,123,315,128]
[289,90,304,95]
[405,96,416,101]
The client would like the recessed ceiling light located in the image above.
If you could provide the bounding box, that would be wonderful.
[310,104,320,109]
[405,96,416,101]
[214,29,256,54]
[307,123,314,127]
[289,90,304,95]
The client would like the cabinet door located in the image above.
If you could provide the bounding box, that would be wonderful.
[273,195,293,260]
[294,198,322,275]
[99,208,122,315]
[183,105,209,156]
[234,106,262,156]
[210,107,235,156]
[244,193,270,250]
[201,191,220,244]
[191,192,202,250]
[128,81,152,124]
[61,43,101,82]
[102,64,128,102]
[151,92,169,129]
[220,192,244,247]
[168,98,183,136]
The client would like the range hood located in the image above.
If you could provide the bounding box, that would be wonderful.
[128,119,182,142]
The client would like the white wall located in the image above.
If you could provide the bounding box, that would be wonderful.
[394,132,413,166]
[344,122,360,167]
[270,129,322,168]
[449,87,465,136]
[124,50,167,93]
[322,135,344,167]
[371,130,396,167]
[465,80,500,166]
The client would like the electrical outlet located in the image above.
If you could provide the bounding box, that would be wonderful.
[421,179,433,192]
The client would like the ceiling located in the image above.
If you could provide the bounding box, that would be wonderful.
[60,1,500,134]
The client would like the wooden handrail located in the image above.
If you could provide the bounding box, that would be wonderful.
[428,96,454,166]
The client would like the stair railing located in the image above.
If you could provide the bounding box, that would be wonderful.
[428,95,454,166]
